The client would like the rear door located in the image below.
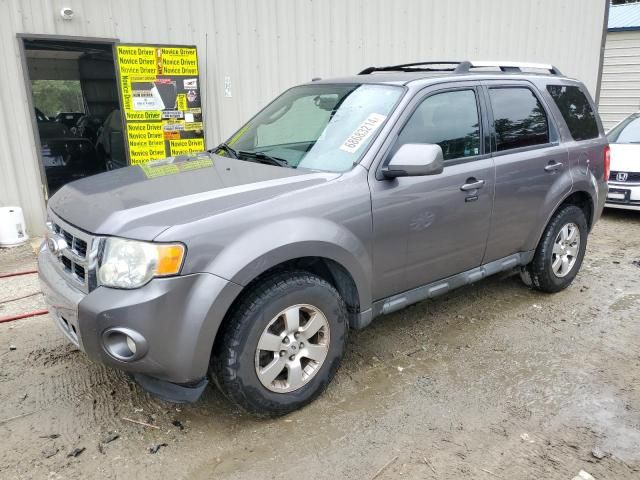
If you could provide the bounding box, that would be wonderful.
[545,83,608,195]
[369,82,495,299]
[481,81,571,263]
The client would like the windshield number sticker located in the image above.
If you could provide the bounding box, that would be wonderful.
[340,113,387,153]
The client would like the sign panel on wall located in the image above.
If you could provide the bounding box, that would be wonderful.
[115,44,205,165]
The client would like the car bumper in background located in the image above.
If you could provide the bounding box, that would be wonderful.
[38,245,243,402]
[605,181,640,211]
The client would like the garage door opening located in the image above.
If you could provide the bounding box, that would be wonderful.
[22,38,126,197]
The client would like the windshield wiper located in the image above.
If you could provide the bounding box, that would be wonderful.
[238,150,289,167]
[213,142,239,158]
[213,144,289,167]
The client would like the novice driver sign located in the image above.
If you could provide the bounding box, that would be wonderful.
[115,44,205,165]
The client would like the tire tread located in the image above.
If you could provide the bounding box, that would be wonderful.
[523,205,587,293]
[211,271,347,416]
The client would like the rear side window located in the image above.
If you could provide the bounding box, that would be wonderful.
[393,89,481,161]
[489,87,549,151]
[547,85,598,141]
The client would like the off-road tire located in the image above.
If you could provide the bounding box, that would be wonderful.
[210,272,348,416]
[520,205,588,293]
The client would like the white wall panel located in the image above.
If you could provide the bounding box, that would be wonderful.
[0,0,608,235]
[599,30,640,130]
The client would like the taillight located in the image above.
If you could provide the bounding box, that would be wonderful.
[604,145,611,182]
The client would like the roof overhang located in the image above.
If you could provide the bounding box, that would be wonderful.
[608,26,640,32]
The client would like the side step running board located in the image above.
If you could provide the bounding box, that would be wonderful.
[373,252,533,317]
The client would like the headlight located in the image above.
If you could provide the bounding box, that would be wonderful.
[97,238,185,289]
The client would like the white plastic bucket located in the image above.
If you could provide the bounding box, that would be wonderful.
[0,206,29,247]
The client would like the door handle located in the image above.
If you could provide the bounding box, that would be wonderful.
[544,161,563,173]
[460,179,485,191]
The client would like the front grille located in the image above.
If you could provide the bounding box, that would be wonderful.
[74,263,86,281]
[48,213,96,293]
[61,255,72,271]
[75,238,88,257]
[59,314,79,345]
[52,222,89,258]
[610,171,640,183]
[607,197,640,205]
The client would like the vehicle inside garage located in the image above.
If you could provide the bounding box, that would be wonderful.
[23,38,125,196]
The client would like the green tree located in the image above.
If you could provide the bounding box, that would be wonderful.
[31,80,84,117]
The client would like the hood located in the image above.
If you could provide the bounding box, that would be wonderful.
[49,153,339,240]
[610,143,640,173]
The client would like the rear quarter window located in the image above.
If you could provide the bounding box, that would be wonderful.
[546,85,599,141]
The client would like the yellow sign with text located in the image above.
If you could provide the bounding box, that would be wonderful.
[116,44,203,165]
[126,123,167,164]
[177,94,187,112]
[169,138,205,156]
[116,46,157,75]
[184,122,203,131]
[159,47,199,75]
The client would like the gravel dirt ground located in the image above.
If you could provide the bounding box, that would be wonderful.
[0,210,639,480]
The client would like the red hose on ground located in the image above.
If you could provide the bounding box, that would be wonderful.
[0,269,38,279]
[0,310,48,324]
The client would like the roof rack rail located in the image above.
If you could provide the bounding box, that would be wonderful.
[359,60,562,76]
[358,61,463,75]
[454,61,563,75]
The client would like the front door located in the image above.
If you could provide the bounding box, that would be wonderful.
[369,84,495,299]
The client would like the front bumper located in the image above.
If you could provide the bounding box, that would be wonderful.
[605,182,640,211]
[38,245,242,402]
[38,242,86,348]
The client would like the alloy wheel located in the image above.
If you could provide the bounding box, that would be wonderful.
[255,304,330,393]
[551,222,580,278]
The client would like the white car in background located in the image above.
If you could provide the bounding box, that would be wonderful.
[606,112,640,211]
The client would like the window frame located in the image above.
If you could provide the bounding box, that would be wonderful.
[482,81,559,156]
[375,83,489,179]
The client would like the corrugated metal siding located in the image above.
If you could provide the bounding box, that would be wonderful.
[0,0,608,235]
[599,30,640,130]
[608,2,640,30]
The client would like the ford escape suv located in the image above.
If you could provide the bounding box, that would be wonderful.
[39,61,609,415]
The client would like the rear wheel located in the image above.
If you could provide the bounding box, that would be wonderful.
[211,272,348,416]
[520,205,588,293]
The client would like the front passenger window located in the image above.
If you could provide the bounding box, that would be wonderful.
[393,90,481,161]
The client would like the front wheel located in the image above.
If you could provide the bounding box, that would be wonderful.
[520,205,588,293]
[211,272,348,416]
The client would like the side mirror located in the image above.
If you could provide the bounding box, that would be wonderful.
[382,143,444,179]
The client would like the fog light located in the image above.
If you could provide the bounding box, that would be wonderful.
[102,327,147,361]
[126,336,137,355]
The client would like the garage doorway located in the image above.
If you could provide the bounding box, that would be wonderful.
[20,37,126,198]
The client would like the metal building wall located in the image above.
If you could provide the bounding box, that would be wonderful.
[0,0,608,236]
[599,30,640,131]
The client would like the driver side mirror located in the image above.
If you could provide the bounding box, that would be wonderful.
[382,143,444,179]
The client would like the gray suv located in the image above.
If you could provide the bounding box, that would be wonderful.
[38,61,609,415]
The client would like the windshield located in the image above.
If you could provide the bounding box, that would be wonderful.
[607,114,640,144]
[220,84,403,172]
